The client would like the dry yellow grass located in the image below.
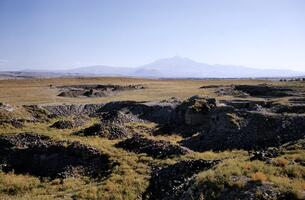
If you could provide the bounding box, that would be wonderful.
[0,77,304,199]
[251,172,268,182]
[0,77,276,105]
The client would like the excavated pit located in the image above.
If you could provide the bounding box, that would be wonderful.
[143,160,219,200]
[116,136,191,158]
[0,133,114,179]
[57,84,144,98]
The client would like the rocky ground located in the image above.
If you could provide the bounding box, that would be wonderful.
[0,81,304,200]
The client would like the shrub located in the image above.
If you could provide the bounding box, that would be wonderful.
[285,165,305,178]
[251,172,267,182]
[273,157,289,167]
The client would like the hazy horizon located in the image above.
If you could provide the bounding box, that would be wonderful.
[1,0,305,72]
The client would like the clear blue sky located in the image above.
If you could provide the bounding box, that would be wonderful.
[0,0,305,71]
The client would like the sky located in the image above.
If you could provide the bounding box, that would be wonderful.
[0,0,305,71]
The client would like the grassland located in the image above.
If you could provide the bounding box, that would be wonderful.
[0,77,304,200]
[0,77,284,105]
[0,117,245,200]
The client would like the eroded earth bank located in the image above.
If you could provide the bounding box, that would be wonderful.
[0,83,305,200]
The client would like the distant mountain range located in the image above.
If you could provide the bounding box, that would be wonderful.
[1,56,304,78]
[64,56,304,78]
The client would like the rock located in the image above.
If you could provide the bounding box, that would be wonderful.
[250,148,281,162]
[178,95,217,126]
[0,133,114,179]
[116,136,191,158]
[0,102,15,112]
[143,160,219,200]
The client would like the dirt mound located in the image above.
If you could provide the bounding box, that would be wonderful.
[43,99,179,125]
[42,104,104,117]
[116,136,191,158]
[154,96,224,137]
[50,120,74,129]
[50,118,87,129]
[57,84,144,98]
[99,100,179,124]
[182,176,293,200]
[182,111,305,151]
[176,95,217,126]
[0,133,113,179]
[154,96,220,137]
[212,85,249,97]
[100,110,144,124]
[156,96,305,151]
[23,105,53,121]
[143,160,219,200]
[76,122,130,139]
[234,84,297,98]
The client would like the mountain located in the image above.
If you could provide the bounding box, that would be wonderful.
[1,57,304,78]
[138,56,303,78]
[65,65,135,76]
[67,56,303,78]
